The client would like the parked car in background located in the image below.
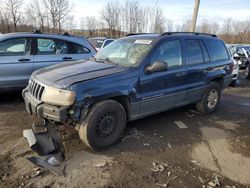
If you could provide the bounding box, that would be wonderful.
[227,45,239,86]
[228,44,250,79]
[23,32,234,153]
[0,31,96,90]
[88,37,115,51]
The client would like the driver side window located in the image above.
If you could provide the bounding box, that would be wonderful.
[151,40,182,69]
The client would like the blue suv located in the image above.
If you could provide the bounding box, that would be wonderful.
[23,32,233,152]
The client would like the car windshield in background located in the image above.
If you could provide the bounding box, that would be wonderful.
[89,39,105,48]
[94,38,153,67]
[243,46,250,54]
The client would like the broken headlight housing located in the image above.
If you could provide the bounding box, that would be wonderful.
[41,86,76,107]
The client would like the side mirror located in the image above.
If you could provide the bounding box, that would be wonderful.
[145,61,168,74]
[233,53,240,60]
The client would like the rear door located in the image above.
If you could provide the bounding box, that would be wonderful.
[139,39,188,115]
[0,37,33,88]
[33,38,72,71]
[33,38,94,71]
[184,39,212,101]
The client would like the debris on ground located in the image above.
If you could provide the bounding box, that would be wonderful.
[167,171,171,177]
[213,174,220,186]
[156,176,178,187]
[167,143,172,148]
[198,176,204,184]
[94,161,108,168]
[152,162,165,172]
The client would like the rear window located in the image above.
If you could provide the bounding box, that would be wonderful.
[207,40,229,61]
[186,40,204,65]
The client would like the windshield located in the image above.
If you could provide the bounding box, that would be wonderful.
[243,46,250,55]
[89,39,105,49]
[93,38,153,67]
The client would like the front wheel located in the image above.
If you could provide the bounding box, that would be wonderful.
[78,100,126,150]
[195,82,221,114]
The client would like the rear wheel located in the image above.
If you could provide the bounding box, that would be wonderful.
[245,64,250,79]
[195,82,221,114]
[78,100,126,150]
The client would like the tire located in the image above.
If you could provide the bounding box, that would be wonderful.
[245,64,250,79]
[230,80,237,87]
[78,100,126,150]
[195,82,221,114]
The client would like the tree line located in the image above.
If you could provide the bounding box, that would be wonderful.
[0,0,250,44]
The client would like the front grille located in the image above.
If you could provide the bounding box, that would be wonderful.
[29,79,45,100]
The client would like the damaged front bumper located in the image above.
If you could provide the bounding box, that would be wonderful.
[22,87,68,123]
[23,120,65,176]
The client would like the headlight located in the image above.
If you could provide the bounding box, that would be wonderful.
[41,86,75,106]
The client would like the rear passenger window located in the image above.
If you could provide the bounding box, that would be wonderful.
[151,40,182,69]
[37,38,68,55]
[68,42,90,54]
[186,40,204,65]
[207,40,229,61]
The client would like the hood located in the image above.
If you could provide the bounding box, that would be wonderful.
[33,60,129,88]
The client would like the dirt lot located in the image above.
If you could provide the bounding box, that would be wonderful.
[0,78,250,188]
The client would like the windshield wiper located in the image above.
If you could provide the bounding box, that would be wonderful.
[104,58,118,65]
[90,57,105,63]
[93,57,118,65]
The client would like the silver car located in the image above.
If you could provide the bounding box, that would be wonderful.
[0,31,96,90]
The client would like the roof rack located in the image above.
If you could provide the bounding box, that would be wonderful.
[62,32,70,36]
[33,30,43,34]
[160,32,217,38]
[126,33,156,36]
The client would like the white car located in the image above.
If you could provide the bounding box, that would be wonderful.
[230,59,239,86]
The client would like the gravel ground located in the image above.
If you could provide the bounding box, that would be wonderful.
[0,77,250,188]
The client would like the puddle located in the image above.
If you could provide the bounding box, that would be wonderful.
[238,102,250,107]
[191,121,250,185]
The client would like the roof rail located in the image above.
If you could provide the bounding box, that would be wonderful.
[160,32,217,38]
[126,33,156,36]
[33,30,43,34]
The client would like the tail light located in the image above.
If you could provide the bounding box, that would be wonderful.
[228,62,234,72]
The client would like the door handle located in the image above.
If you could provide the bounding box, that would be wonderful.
[62,56,72,60]
[18,58,31,62]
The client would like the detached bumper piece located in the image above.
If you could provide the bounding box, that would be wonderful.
[23,120,65,176]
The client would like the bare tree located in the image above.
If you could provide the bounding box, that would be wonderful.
[100,1,121,37]
[29,0,46,32]
[165,19,174,32]
[221,18,233,42]
[43,0,72,32]
[151,7,165,33]
[85,16,97,37]
[4,0,23,31]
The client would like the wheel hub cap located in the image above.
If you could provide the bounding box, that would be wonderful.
[207,89,219,109]
[97,113,115,138]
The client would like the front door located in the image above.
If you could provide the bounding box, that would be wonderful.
[0,37,33,88]
[33,38,74,71]
[139,39,187,116]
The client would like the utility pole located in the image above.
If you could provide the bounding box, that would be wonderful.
[190,0,200,32]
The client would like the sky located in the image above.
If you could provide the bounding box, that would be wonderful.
[72,0,250,27]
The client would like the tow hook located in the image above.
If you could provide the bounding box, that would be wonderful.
[23,120,65,176]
